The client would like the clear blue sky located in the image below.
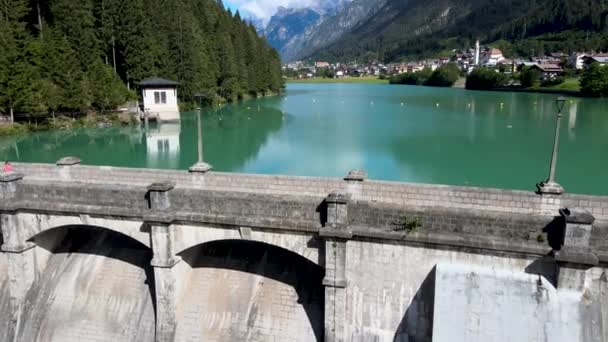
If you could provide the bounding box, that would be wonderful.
[225,2,239,12]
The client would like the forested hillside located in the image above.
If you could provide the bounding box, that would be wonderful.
[309,0,608,62]
[0,0,283,120]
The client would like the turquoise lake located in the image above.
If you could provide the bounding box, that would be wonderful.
[1,83,607,195]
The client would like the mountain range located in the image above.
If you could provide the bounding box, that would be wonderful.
[258,0,608,62]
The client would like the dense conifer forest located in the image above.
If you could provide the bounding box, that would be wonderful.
[0,0,283,120]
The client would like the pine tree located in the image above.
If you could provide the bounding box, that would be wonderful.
[0,0,32,121]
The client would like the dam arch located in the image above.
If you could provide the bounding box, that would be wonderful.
[15,225,157,342]
[14,212,151,249]
[173,239,325,342]
[171,223,322,266]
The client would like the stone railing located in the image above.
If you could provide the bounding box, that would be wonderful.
[12,161,608,221]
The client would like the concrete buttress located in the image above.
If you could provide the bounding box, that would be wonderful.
[321,192,352,342]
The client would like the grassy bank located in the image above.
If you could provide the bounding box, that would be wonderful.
[287,76,388,84]
[532,78,581,92]
[0,112,137,137]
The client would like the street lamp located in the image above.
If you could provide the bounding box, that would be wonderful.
[537,96,567,194]
[189,94,212,173]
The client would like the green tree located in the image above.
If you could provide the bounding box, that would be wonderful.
[425,63,461,87]
[581,63,608,97]
[520,67,541,88]
[88,62,129,111]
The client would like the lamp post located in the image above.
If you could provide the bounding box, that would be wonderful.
[189,94,212,173]
[538,96,567,194]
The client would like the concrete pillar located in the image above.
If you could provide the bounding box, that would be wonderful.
[344,169,366,200]
[56,156,81,180]
[554,208,598,291]
[147,182,175,211]
[0,172,23,201]
[1,172,37,337]
[320,192,352,342]
[146,182,180,342]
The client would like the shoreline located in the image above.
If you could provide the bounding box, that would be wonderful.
[286,76,388,84]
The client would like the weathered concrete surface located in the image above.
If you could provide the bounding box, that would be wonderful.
[16,228,155,342]
[174,241,324,341]
[2,162,608,342]
[346,241,538,341]
[433,263,581,342]
[0,235,11,341]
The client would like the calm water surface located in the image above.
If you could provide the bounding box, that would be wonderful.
[1,84,607,195]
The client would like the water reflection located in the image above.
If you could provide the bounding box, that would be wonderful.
[568,101,578,139]
[180,100,285,171]
[146,123,180,169]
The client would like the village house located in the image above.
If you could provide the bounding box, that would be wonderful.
[584,53,608,68]
[568,53,587,70]
[315,61,330,68]
[139,78,180,122]
[482,48,505,66]
[530,64,564,80]
[407,63,425,73]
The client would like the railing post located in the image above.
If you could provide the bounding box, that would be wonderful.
[146,182,181,342]
[56,156,81,180]
[344,169,367,200]
[320,192,352,342]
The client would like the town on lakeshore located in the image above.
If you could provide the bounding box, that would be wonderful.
[284,41,608,93]
[1,1,608,342]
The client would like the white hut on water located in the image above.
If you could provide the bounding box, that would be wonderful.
[139,78,180,122]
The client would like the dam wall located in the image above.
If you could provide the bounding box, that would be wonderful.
[0,161,606,341]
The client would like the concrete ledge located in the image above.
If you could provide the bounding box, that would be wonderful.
[560,208,595,225]
[344,170,367,182]
[322,278,347,288]
[151,256,182,268]
[144,212,176,224]
[56,157,81,166]
[147,182,175,192]
[319,227,353,240]
[0,173,24,182]
[554,248,599,266]
[1,242,35,254]
[326,192,351,204]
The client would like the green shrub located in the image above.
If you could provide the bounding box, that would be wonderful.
[540,77,565,87]
[465,68,509,90]
[0,123,29,136]
[520,67,541,88]
[425,63,460,87]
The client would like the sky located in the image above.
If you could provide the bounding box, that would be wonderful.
[225,0,336,23]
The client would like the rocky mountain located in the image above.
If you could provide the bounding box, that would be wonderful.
[263,7,322,61]
[260,0,608,62]
[261,0,388,61]
[306,0,608,61]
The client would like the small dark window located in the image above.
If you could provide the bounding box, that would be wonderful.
[161,92,167,104]
[154,92,160,104]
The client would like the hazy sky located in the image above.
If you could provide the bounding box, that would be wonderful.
[225,0,336,23]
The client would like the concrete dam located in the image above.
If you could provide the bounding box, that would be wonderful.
[1,161,608,341]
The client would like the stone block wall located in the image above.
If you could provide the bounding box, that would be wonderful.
[12,163,608,222]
